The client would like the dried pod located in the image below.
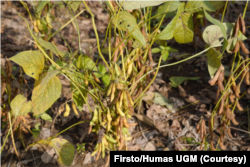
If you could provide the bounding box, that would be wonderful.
[95,144,102,161]
[218,99,225,115]
[200,136,205,151]
[219,91,229,115]
[236,100,244,111]
[225,104,234,120]
[245,69,250,85]
[210,140,216,151]
[219,134,226,150]
[202,120,206,135]
[127,98,134,113]
[233,41,240,53]
[218,71,225,91]
[111,90,122,105]
[123,117,130,129]
[118,135,124,150]
[230,75,237,93]
[110,83,116,102]
[132,86,142,100]
[227,127,233,138]
[200,120,204,140]
[209,117,216,151]
[0,106,3,119]
[234,18,240,38]
[120,117,123,138]
[215,88,220,104]
[208,65,224,86]
[235,83,241,98]
[229,92,235,103]
[116,83,124,90]
[21,126,30,134]
[196,121,201,133]
[231,115,239,125]
[239,15,246,34]
[88,125,92,134]
[239,40,250,54]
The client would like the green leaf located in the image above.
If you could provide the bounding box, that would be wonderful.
[101,47,115,55]
[162,50,169,61]
[37,1,49,13]
[185,1,215,13]
[154,92,175,113]
[203,10,228,50]
[67,1,82,12]
[48,60,67,71]
[40,70,60,86]
[10,51,44,80]
[37,38,68,59]
[10,94,32,116]
[35,123,41,131]
[67,71,86,111]
[169,76,200,88]
[98,64,106,75]
[156,3,185,40]
[154,1,181,20]
[77,55,97,71]
[203,25,224,47]
[49,138,75,166]
[203,23,234,47]
[167,47,179,52]
[32,73,62,116]
[206,46,222,78]
[112,11,146,48]
[114,63,121,76]
[120,1,165,11]
[152,48,162,54]
[209,1,225,10]
[32,131,40,139]
[19,101,32,116]
[102,74,110,87]
[174,12,194,44]
[40,113,52,122]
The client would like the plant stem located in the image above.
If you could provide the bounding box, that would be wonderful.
[221,1,228,22]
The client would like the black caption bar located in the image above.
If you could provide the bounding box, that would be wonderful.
[110,151,248,166]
